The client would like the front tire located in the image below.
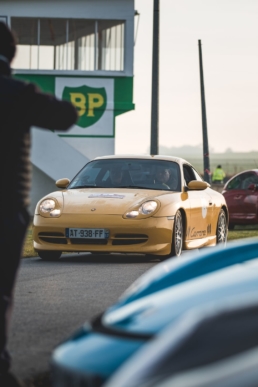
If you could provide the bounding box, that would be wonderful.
[38,251,62,261]
[171,210,183,257]
[216,209,227,245]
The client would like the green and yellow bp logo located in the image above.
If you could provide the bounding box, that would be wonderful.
[63,85,107,128]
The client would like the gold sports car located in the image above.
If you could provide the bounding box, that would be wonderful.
[33,155,228,261]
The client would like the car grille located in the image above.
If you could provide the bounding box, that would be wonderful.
[70,239,108,245]
[38,233,148,246]
[112,234,148,245]
[38,232,67,244]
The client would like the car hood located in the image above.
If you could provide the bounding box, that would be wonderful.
[101,259,258,335]
[61,188,167,215]
[111,238,258,309]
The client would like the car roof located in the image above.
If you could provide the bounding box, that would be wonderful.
[104,291,258,387]
[156,346,258,387]
[113,238,258,308]
[225,168,258,183]
[93,154,189,165]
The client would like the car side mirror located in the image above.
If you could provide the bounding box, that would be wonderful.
[247,183,258,192]
[56,178,70,188]
[187,180,210,190]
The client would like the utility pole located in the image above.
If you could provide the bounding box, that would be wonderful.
[150,0,159,155]
[198,40,211,184]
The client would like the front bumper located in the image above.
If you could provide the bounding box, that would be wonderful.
[33,214,174,256]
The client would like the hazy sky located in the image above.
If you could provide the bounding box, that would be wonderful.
[115,0,258,155]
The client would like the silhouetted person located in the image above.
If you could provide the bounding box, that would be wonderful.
[0,22,78,386]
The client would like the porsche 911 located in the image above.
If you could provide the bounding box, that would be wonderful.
[33,155,228,260]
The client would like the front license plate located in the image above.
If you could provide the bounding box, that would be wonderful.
[66,228,109,239]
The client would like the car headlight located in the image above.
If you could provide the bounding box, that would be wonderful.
[125,201,158,219]
[39,199,61,217]
[139,201,158,214]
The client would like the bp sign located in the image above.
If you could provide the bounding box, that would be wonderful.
[55,78,114,137]
[62,85,107,128]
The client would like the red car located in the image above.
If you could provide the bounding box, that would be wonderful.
[222,169,258,229]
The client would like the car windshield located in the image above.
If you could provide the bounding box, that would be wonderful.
[68,159,181,191]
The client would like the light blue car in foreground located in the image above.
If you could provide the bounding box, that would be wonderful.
[105,290,258,387]
[51,239,258,387]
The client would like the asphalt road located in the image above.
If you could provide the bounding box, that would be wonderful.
[8,253,159,385]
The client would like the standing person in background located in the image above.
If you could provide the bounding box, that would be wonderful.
[212,165,226,184]
[0,22,78,386]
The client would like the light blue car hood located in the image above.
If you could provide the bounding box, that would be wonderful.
[112,238,258,310]
[102,258,258,335]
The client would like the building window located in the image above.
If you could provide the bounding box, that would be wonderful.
[11,17,125,71]
[97,20,124,71]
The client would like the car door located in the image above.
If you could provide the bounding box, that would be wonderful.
[183,165,213,243]
[223,172,258,224]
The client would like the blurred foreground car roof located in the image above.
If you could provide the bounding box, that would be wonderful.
[105,291,258,387]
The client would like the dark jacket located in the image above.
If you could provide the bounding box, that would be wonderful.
[0,60,78,210]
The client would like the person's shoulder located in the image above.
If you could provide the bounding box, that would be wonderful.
[1,76,42,102]
[20,81,40,95]
[0,74,28,93]
[16,81,52,103]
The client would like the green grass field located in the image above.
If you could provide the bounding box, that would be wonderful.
[22,223,258,258]
[227,225,258,241]
[23,224,37,258]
